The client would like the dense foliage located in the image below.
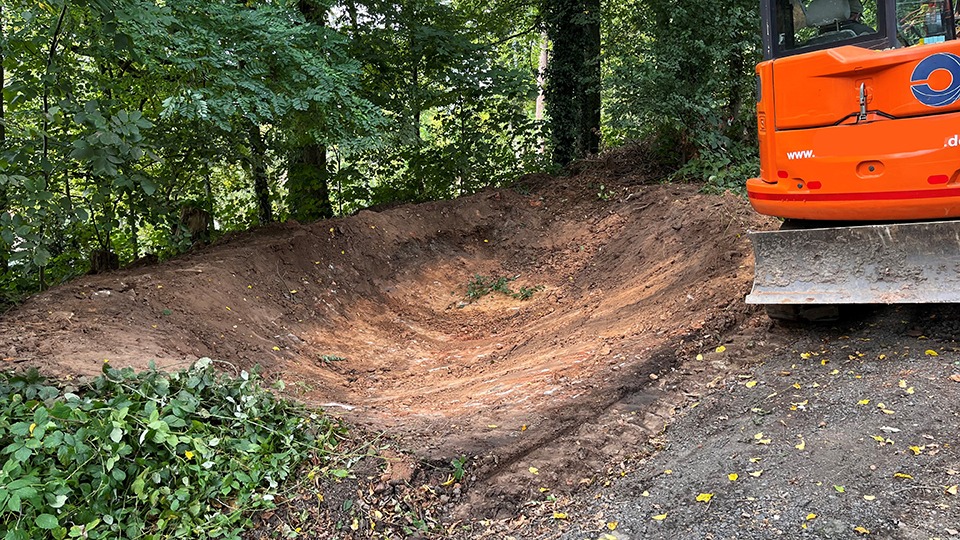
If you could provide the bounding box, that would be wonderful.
[0,0,761,302]
[0,359,346,539]
[603,0,760,186]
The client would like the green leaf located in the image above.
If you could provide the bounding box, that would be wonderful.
[140,178,158,196]
[13,446,32,462]
[33,247,51,267]
[35,514,59,529]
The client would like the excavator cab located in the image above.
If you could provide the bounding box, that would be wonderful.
[746,0,960,316]
[763,0,956,58]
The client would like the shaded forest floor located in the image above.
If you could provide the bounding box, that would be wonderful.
[3,145,958,539]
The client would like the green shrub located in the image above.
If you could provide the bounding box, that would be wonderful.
[0,359,346,539]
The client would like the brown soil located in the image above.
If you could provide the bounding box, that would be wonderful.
[16,146,955,539]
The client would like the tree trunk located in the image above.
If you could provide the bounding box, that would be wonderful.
[248,123,273,225]
[543,0,601,165]
[289,0,335,218]
[287,143,333,222]
[128,190,138,261]
[535,31,549,154]
[544,0,579,165]
[580,0,601,156]
[0,2,8,274]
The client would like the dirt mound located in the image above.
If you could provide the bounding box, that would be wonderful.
[0,167,777,518]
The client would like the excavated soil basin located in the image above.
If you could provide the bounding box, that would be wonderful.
[0,159,779,529]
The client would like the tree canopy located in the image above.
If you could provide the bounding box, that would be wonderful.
[0,0,760,303]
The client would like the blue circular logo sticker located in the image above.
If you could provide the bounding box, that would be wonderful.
[911,53,960,107]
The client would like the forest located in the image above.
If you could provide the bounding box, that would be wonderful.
[0,0,759,302]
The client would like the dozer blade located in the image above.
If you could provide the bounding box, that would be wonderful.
[747,220,960,305]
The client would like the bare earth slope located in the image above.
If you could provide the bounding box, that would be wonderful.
[0,154,774,519]
[4,152,960,539]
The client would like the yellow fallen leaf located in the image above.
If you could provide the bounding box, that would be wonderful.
[716,345,726,353]
[553,512,568,520]
[652,513,667,521]
[696,493,714,503]
[607,521,618,530]
[806,513,817,520]
[909,445,922,455]
[863,495,876,501]
[350,518,359,531]
[795,439,806,451]
[820,359,829,365]
[925,350,939,356]
[834,485,845,493]
[754,432,764,440]
[441,475,455,486]
[792,383,801,389]
[539,487,549,492]
[225,306,231,311]
[728,473,739,481]
[878,354,886,360]
[528,467,539,475]
[906,387,915,394]
[946,485,958,495]
[696,354,704,361]
[663,469,673,475]
[800,352,812,359]
[521,425,528,431]
[749,470,763,477]
[272,346,281,351]
[830,369,840,375]
[745,380,758,388]
[854,526,870,534]
[487,425,498,429]
[290,289,298,294]
[898,379,907,388]
[882,409,895,415]
[894,472,914,479]
[641,490,650,497]
[750,457,762,463]
[757,439,771,445]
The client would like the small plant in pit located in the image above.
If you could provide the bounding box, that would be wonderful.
[595,183,612,201]
[0,359,348,539]
[319,354,346,364]
[463,275,544,303]
[451,456,468,481]
[465,274,514,300]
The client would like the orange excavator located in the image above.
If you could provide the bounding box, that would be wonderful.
[746,0,960,319]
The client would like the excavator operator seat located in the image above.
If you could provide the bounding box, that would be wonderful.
[803,0,851,27]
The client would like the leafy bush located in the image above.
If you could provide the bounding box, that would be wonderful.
[0,359,346,539]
